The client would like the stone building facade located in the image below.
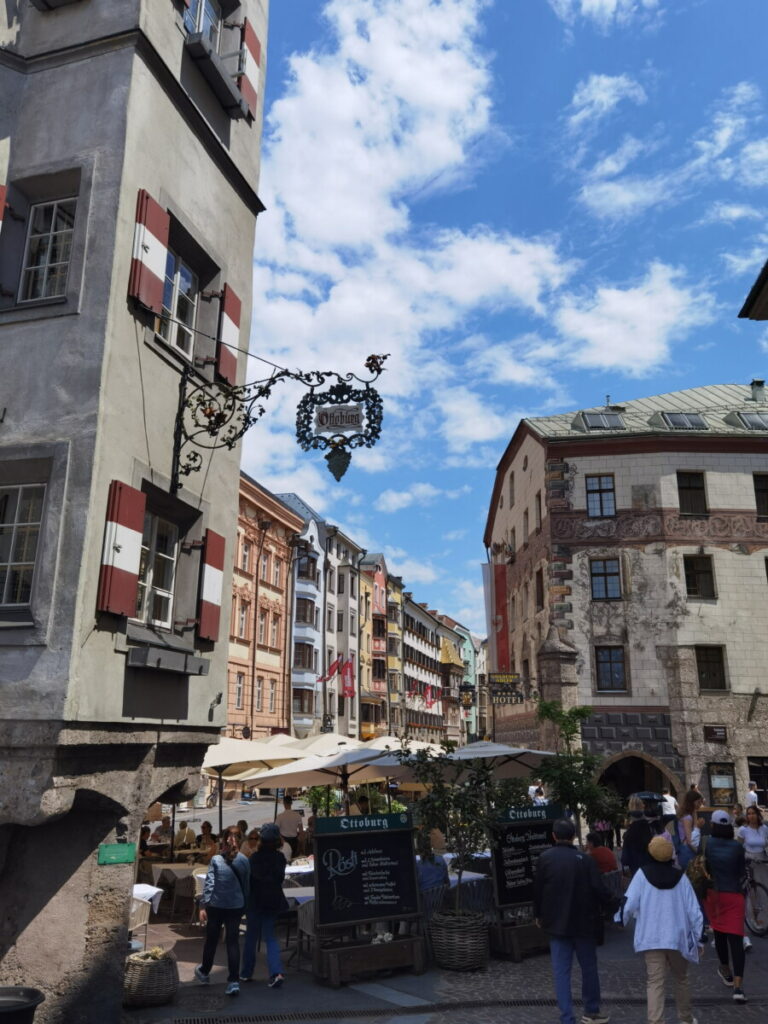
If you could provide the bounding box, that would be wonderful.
[484,383,768,805]
[227,475,302,739]
[0,1,269,1018]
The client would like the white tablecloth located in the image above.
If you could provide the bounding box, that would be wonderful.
[283,886,314,905]
[150,862,199,886]
[285,861,314,874]
[132,883,163,914]
[448,870,487,888]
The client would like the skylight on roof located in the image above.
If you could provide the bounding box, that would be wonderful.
[739,411,768,430]
[583,411,625,430]
[662,412,708,430]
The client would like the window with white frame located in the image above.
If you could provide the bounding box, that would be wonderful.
[255,675,263,711]
[338,573,345,595]
[268,679,276,713]
[157,251,198,358]
[258,608,266,644]
[135,512,178,628]
[183,0,223,51]
[270,613,280,647]
[235,671,244,710]
[240,539,250,572]
[273,558,281,587]
[19,199,77,303]
[238,601,249,638]
[260,551,269,580]
[350,610,356,634]
[0,485,46,607]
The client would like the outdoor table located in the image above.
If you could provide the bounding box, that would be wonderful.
[150,862,199,886]
[132,883,163,914]
[282,886,314,905]
[447,870,487,888]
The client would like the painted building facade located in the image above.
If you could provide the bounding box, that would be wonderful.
[484,383,768,804]
[360,554,389,739]
[403,596,444,742]
[0,1,268,1017]
[386,574,405,736]
[227,475,302,738]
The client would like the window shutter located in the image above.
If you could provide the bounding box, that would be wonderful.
[198,529,225,641]
[129,189,170,315]
[238,19,261,119]
[216,284,240,384]
[0,184,6,239]
[97,481,146,617]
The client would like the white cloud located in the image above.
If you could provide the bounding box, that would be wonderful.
[587,135,654,179]
[567,74,647,133]
[549,0,662,32]
[433,386,515,452]
[381,545,441,584]
[739,138,768,187]
[555,262,716,374]
[375,481,465,513]
[443,577,487,635]
[442,528,467,542]
[721,235,768,277]
[698,202,763,225]
[758,327,768,354]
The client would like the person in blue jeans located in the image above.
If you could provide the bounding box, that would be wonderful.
[533,818,610,1024]
[241,822,289,988]
[195,827,250,997]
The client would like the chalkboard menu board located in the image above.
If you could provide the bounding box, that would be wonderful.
[491,806,559,908]
[313,813,420,928]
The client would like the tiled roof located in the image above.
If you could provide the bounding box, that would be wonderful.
[526,383,768,439]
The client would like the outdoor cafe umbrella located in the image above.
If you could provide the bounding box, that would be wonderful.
[441,740,555,778]
[201,737,303,834]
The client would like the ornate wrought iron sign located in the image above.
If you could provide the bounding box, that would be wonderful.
[171,354,388,492]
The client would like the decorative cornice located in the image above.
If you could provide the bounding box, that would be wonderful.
[551,509,768,549]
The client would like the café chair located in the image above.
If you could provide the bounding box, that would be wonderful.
[292,899,316,971]
[170,874,196,920]
[128,897,151,951]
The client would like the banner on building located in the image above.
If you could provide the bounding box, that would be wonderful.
[318,656,341,684]
[493,563,510,672]
[341,658,355,698]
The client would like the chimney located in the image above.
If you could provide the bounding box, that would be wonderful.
[751,378,766,403]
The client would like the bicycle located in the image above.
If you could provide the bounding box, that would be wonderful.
[744,860,768,936]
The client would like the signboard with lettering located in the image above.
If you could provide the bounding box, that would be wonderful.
[314,404,364,433]
[490,806,558,908]
[704,725,728,743]
[313,813,420,928]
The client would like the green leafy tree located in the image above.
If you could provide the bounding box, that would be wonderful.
[398,743,529,912]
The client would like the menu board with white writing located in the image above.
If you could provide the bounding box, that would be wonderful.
[314,814,420,928]
[491,810,557,908]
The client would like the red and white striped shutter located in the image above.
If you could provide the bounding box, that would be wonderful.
[97,481,146,617]
[216,284,240,384]
[198,529,225,641]
[0,185,6,240]
[128,189,170,315]
[238,19,261,119]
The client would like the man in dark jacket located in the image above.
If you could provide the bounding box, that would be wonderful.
[534,819,609,1024]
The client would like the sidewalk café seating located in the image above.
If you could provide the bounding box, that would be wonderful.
[170,875,196,920]
[128,897,151,951]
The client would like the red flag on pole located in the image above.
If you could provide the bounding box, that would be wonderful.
[318,656,342,684]
[341,658,355,698]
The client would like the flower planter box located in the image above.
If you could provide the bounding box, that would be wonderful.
[313,936,425,987]
[489,921,548,962]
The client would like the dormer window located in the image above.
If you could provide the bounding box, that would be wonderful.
[583,411,625,430]
[739,411,768,430]
[662,412,707,430]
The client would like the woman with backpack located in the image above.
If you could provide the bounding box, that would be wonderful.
[195,827,250,997]
[704,809,747,1003]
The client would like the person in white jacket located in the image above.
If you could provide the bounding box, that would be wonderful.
[619,835,703,1024]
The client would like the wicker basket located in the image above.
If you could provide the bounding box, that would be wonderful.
[122,950,179,1008]
[429,910,489,970]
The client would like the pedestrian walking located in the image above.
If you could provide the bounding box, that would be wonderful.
[533,818,610,1024]
[704,809,748,1002]
[621,796,660,876]
[620,835,702,1024]
[737,805,768,887]
[676,789,703,870]
[744,782,759,809]
[660,787,678,817]
[195,827,250,997]
[274,795,304,856]
[240,822,289,989]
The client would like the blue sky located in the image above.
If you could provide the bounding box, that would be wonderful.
[241,0,768,633]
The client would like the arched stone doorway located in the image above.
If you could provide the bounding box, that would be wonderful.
[597,751,684,800]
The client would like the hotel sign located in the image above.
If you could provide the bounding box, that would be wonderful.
[315,404,364,432]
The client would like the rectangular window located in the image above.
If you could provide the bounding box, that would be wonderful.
[590,559,621,600]
[293,689,314,715]
[135,512,178,628]
[662,412,708,430]
[522,658,530,682]
[19,198,77,303]
[535,492,542,530]
[338,573,345,594]
[157,250,198,359]
[270,614,280,647]
[695,646,727,691]
[268,679,276,713]
[327,607,334,632]
[258,608,266,644]
[297,556,317,581]
[677,472,707,515]
[296,598,314,624]
[240,539,250,573]
[586,475,616,517]
[509,472,515,507]
[260,552,269,580]
[337,611,344,632]
[535,568,544,610]
[595,646,627,691]
[327,568,335,593]
[234,671,244,710]
[523,510,529,545]
[584,411,625,430]
[293,642,314,670]
[350,610,356,634]
[183,0,223,51]
[273,558,281,587]
[755,474,768,517]
[683,555,715,598]
[0,484,45,607]
[255,676,263,712]
[238,601,249,638]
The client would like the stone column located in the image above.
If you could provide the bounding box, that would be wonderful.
[536,625,579,752]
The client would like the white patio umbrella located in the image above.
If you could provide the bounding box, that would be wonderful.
[443,741,555,778]
[288,732,363,756]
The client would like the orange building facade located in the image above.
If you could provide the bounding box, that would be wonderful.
[227,474,304,738]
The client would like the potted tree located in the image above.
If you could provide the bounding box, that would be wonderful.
[399,744,527,970]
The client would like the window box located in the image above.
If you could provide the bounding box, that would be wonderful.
[184,33,249,120]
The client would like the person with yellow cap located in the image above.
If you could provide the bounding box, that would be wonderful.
[619,835,703,1024]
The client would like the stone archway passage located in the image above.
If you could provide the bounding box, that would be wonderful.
[597,750,684,800]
